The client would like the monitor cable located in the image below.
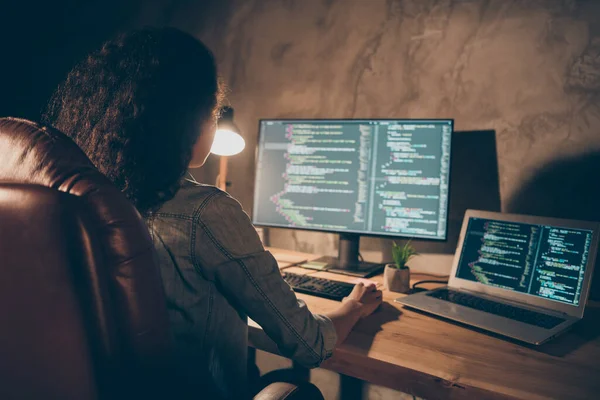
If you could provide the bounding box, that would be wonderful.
[411,274,449,292]
[412,279,448,290]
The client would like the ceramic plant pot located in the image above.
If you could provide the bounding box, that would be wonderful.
[384,264,410,293]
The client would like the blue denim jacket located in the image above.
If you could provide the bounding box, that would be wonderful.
[145,179,337,399]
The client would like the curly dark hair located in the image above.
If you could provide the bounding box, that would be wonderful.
[43,27,224,215]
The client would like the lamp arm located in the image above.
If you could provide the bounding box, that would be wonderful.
[218,155,228,191]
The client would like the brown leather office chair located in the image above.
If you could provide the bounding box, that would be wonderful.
[0,117,322,400]
[0,117,175,399]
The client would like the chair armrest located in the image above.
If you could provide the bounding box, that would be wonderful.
[253,382,324,400]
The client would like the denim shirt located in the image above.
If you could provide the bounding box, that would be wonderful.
[145,179,337,399]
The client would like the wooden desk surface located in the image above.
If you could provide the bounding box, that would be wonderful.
[249,259,600,400]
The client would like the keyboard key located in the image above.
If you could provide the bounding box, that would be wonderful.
[282,272,355,301]
[427,289,565,329]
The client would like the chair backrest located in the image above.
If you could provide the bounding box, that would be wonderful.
[0,117,172,399]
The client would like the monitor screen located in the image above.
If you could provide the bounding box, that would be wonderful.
[252,119,453,240]
[455,217,593,306]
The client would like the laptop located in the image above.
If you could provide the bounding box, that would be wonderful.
[395,210,599,345]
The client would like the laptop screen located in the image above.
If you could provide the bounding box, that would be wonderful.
[455,217,593,306]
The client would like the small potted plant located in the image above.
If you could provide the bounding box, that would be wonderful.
[384,241,418,293]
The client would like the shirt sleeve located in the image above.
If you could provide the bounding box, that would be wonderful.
[192,191,337,367]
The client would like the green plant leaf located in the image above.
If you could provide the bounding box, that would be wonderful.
[391,240,418,269]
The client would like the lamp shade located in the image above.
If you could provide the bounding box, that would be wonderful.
[211,106,245,156]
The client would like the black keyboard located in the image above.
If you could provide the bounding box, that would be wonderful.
[282,272,354,301]
[427,289,565,329]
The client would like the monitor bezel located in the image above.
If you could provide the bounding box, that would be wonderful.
[251,118,454,242]
[449,209,599,318]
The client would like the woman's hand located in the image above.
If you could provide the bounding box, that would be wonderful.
[343,282,383,318]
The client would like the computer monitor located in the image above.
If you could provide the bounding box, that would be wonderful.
[252,119,453,277]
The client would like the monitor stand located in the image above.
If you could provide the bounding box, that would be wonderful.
[312,233,384,278]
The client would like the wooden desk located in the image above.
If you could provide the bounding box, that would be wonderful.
[265,247,319,269]
[249,261,600,400]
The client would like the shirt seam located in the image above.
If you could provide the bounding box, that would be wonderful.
[202,284,214,350]
[194,217,323,363]
[190,190,223,276]
[153,212,193,220]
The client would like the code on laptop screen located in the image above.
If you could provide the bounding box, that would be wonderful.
[455,217,593,306]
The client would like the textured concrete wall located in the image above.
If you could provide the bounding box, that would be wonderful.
[182,0,600,262]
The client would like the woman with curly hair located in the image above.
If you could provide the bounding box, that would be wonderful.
[44,27,382,399]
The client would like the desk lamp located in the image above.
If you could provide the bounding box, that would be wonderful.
[210,106,245,191]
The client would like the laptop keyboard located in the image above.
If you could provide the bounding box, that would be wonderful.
[427,289,565,329]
